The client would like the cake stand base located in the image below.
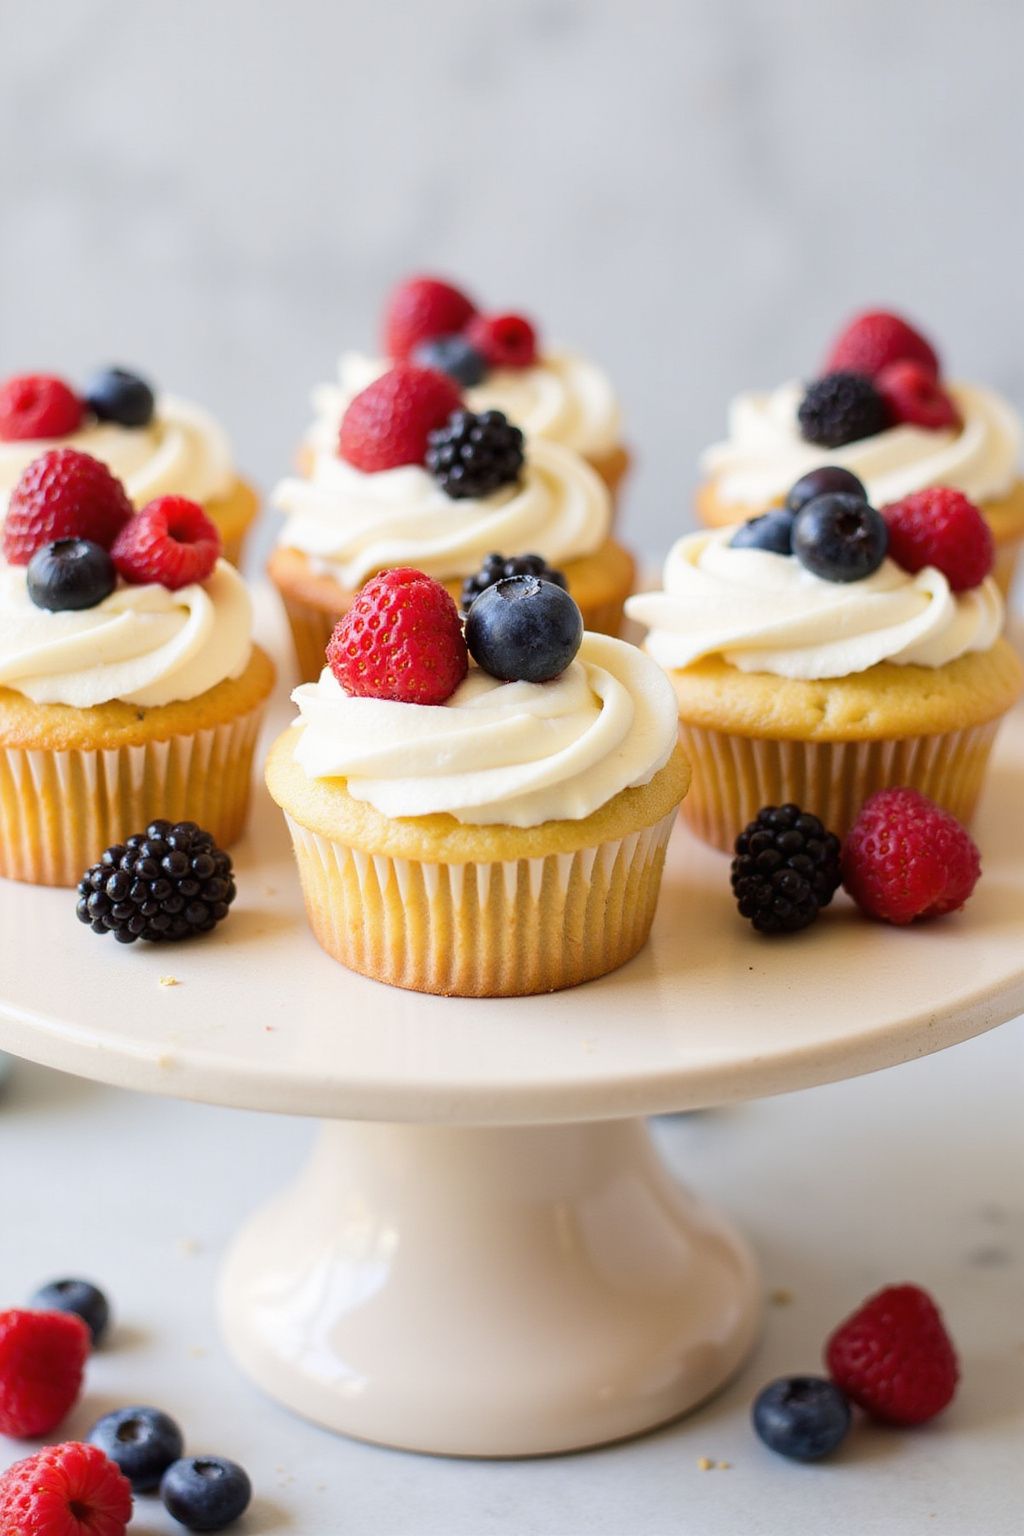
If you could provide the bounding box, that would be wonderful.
[219,1117,761,1457]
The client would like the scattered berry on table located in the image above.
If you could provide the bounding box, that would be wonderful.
[731,804,842,936]
[0,1308,90,1437]
[465,575,583,684]
[27,538,117,612]
[729,509,795,555]
[875,359,960,432]
[752,1376,851,1461]
[84,366,156,429]
[2,447,134,565]
[0,373,84,442]
[461,552,567,615]
[784,465,867,514]
[327,567,468,705]
[426,408,525,500]
[29,1278,110,1345]
[160,1455,252,1532]
[111,496,221,589]
[466,312,539,370]
[77,821,237,945]
[792,492,889,582]
[0,1442,132,1536]
[882,487,993,591]
[824,310,940,380]
[412,334,488,388]
[798,372,888,448]
[88,1405,185,1492]
[841,788,981,925]
[826,1283,959,1424]
[383,276,478,360]
[339,364,462,473]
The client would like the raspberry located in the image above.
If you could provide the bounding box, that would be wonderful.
[382,276,477,360]
[876,360,960,433]
[826,1284,959,1425]
[466,312,538,370]
[327,567,468,705]
[824,311,940,380]
[842,788,981,925]
[111,496,221,590]
[0,1309,90,1438]
[0,1442,133,1535]
[882,487,993,591]
[0,374,84,442]
[339,365,462,473]
[3,448,134,565]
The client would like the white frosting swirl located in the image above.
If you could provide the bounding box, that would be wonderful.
[274,437,611,587]
[626,530,1005,681]
[702,381,1021,507]
[289,632,679,827]
[0,559,253,708]
[306,348,622,461]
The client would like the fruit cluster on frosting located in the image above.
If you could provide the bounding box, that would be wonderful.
[0,367,156,443]
[382,275,539,385]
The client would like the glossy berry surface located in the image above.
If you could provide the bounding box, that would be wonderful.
[729,510,794,555]
[30,1278,110,1345]
[84,367,156,428]
[785,465,867,514]
[752,1376,851,1461]
[160,1456,252,1532]
[826,1283,959,1425]
[460,552,567,615]
[111,495,221,589]
[875,359,960,432]
[27,538,116,612]
[3,447,134,565]
[824,309,940,380]
[339,364,462,472]
[882,487,993,591]
[0,1442,133,1536]
[731,804,842,936]
[0,373,83,441]
[841,787,980,925]
[465,576,583,684]
[76,821,237,944]
[383,276,477,360]
[792,493,889,583]
[88,1405,185,1492]
[412,334,488,387]
[798,372,888,448]
[0,1308,90,1438]
[327,567,468,705]
[466,312,538,370]
[426,408,525,499]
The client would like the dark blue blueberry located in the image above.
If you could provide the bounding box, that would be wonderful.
[730,510,794,555]
[465,575,583,684]
[160,1456,252,1532]
[88,1405,184,1491]
[792,493,889,583]
[785,466,867,514]
[30,1277,110,1344]
[27,538,116,612]
[752,1375,852,1461]
[413,334,488,387]
[84,367,155,428]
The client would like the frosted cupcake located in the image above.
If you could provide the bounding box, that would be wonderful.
[698,311,1024,596]
[270,363,634,680]
[0,449,274,886]
[0,368,259,566]
[267,567,687,996]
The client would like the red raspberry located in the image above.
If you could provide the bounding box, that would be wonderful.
[842,788,981,925]
[339,365,461,473]
[0,374,84,442]
[0,1442,133,1535]
[110,496,221,590]
[882,487,993,591]
[826,1284,959,1425]
[3,448,134,565]
[876,360,960,433]
[824,310,940,380]
[466,312,538,370]
[327,567,468,705]
[382,276,478,360]
[0,1309,90,1438]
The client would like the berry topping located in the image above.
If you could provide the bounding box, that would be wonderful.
[339,364,462,473]
[383,276,477,361]
[464,576,583,684]
[792,492,889,583]
[752,1376,851,1461]
[841,788,981,925]
[785,465,867,514]
[798,372,889,448]
[111,496,221,590]
[731,805,842,935]
[824,310,940,380]
[461,552,567,616]
[426,408,525,500]
[327,567,468,705]
[76,821,237,944]
[882,487,993,592]
[0,1443,133,1536]
[160,1456,252,1532]
[3,448,134,565]
[826,1283,959,1425]
[88,1406,184,1492]
[412,334,488,388]
[0,374,84,442]
[29,1279,110,1346]
[729,510,794,555]
[27,538,116,612]
[875,359,960,433]
[84,366,156,429]
[0,1308,90,1438]
[466,312,539,370]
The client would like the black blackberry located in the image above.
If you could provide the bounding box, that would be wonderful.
[426,409,525,500]
[731,804,841,935]
[460,552,568,616]
[76,820,236,944]
[798,372,888,448]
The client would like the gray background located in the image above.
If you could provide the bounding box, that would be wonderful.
[2,0,1022,556]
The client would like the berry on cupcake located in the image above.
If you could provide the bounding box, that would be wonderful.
[3,445,134,563]
[383,276,479,361]
[326,568,469,706]
[798,372,889,448]
[0,373,84,442]
[426,408,525,499]
[824,309,940,380]
[882,486,994,591]
[460,552,567,615]
[338,363,462,472]
[111,495,221,590]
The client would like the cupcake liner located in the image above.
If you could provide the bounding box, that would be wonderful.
[283,808,678,997]
[992,536,1021,600]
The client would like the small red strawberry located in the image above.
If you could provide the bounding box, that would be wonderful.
[876,360,960,433]
[0,374,84,442]
[0,1442,133,1536]
[2,448,134,565]
[383,276,477,360]
[842,788,981,925]
[882,487,993,591]
[466,312,538,370]
[327,567,468,705]
[824,311,940,380]
[0,1308,90,1438]
[826,1283,959,1425]
[339,365,462,473]
[111,496,221,590]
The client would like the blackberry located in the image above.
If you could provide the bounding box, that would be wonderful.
[460,552,567,616]
[426,408,524,500]
[76,820,236,944]
[798,372,888,448]
[731,804,841,935]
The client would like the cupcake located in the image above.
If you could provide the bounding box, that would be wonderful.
[266,567,687,997]
[300,275,630,502]
[0,368,259,566]
[0,450,274,886]
[270,363,634,680]
[697,310,1024,597]
[628,472,1022,851]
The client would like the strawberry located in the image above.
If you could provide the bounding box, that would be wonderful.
[383,276,477,360]
[3,449,134,565]
[338,364,461,473]
[824,311,940,379]
[327,567,468,705]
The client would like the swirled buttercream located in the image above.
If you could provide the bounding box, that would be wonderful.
[289,631,679,826]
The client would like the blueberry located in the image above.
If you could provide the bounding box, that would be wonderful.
[27,538,116,612]
[30,1277,110,1343]
[413,334,488,388]
[84,367,155,428]
[792,493,889,583]
[730,510,795,555]
[785,466,867,514]
[161,1456,252,1532]
[752,1376,851,1461]
[88,1406,184,1491]
[465,575,583,683]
